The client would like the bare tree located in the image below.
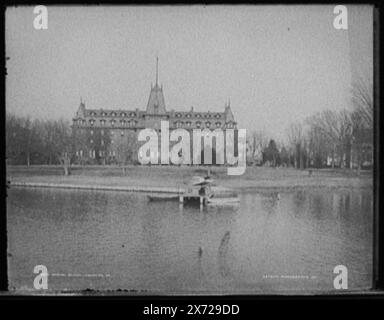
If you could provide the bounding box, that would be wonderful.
[350,78,374,172]
[248,130,269,165]
[352,77,373,129]
[287,122,304,169]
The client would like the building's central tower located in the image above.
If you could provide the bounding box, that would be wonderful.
[146,57,166,115]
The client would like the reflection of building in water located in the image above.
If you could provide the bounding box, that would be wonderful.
[71,58,237,164]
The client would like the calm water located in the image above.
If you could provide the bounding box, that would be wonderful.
[7,187,373,293]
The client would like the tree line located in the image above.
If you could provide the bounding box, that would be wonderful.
[247,79,373,170]
[6,114,72,165]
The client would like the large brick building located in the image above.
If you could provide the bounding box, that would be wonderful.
[71,60,237,165]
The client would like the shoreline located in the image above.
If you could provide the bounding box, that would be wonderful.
[7,165,373,193]
[9,181,184,194]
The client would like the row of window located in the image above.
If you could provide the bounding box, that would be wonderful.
[88,111,137,117]
[77,119,139,127]
[76,150,116,158]
[78,119,235,129]
[174,121,236,129]
[89,124,236,141]
[89,130,126,137]
[175,113,222,119]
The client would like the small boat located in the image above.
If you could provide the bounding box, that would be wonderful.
[147,194,180,201]
[190,175,214,186]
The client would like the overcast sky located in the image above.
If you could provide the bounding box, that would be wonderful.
[6,5,373,142]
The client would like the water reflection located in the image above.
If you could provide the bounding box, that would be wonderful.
[7,186,373,293]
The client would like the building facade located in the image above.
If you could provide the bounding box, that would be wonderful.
[71,65,237,165]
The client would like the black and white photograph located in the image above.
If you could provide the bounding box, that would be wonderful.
[5,5,375,295]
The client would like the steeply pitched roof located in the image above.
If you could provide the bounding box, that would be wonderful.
[146,84,166,114]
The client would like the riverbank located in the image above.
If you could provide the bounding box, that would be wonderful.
[7,165,373,192]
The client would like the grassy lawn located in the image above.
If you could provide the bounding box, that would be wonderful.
[7,165,373,191]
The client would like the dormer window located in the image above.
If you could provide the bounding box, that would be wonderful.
[130,112,136,117]
[216,122,221,128]
[196,121,201,128]
[206,122,211,128]
[121,112,126,117]
[186,114,191,118]
[111,112,116,117]
[89,119,95,126]
[216,114,221,118]
[196,114,201,118]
